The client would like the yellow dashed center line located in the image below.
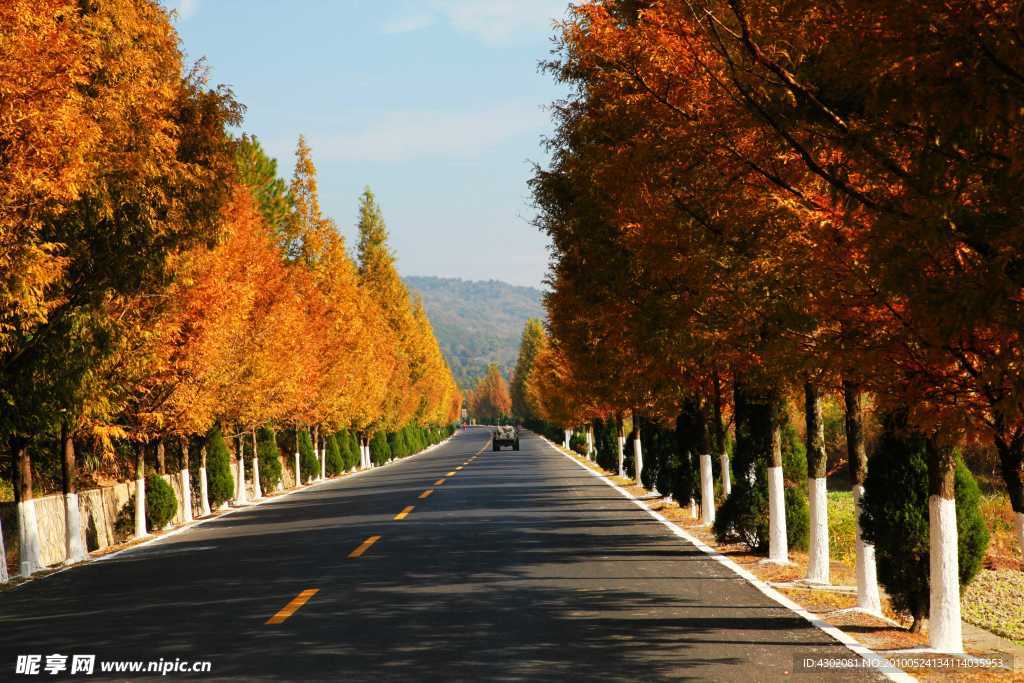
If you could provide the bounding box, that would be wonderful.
[419,489,433,500]
[455,466,463,471]
[348,535,381,558]
[434,478,445,486]
[265,588,319,624]
[394,505,415,520]
[446,471,456,476]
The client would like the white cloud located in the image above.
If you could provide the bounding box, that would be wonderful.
[383,0,569,44]
[308,102,547,163]
[383,12,437,35]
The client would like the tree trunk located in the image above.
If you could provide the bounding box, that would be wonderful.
[199,443,211,516]
[616,414,625,478]
[633,413,644,487]
[843,379,883,614]
[134,442,147,539]
[251,430,262,498]
[180,436,193,523]
[235,431,247,504]
[712,369,731,497]
[804,381,830,584]
[156,439,165,474]
[767,406,788,564]
[13,438,43,575]
[926,434,962,653]
[312,425,320,479]
[992,424,1024,570]
[61,424,86,563]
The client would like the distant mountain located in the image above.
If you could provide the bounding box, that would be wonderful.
[403,276,545,389]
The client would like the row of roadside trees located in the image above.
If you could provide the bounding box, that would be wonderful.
[517,0,1023,654]
[0,0,459,582]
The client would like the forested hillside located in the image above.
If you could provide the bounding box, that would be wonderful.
[403,276,544,388]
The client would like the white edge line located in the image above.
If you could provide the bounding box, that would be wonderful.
[539,434,915,683]
[13,433,463,575]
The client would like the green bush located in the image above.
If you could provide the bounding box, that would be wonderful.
[145,475,177,530]
[257,427,282,492]
[570,430,587,455]
[712,415,809,553]
[594,419,619,472]
[860,422,989,627]
[388,430,408,458]
[205,426,234,508]
[298,429,319,481]
[324,434,344,476]
[340,431,359,470]
[370,431,391,465]
[713,462,809,552]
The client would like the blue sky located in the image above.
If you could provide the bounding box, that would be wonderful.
[163,0,570,288]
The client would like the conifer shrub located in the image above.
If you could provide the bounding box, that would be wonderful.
[145,475,177,530]
[257,426,282,491]
[594,419,619,472]
[370,431,391,465]
[298,429,318,481]
[205,426,234,508]
[570,430,587,455]
[336,430,357,471]
[324,433,344,475]
[388,430,408,458]
[347,431,361,469]
[713,419,809,552]
[860,422,989,628]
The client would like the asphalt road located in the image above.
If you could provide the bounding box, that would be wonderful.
[0,429,877,682]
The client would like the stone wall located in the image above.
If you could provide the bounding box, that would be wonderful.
[1,453,293,575]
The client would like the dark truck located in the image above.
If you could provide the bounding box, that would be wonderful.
[492,425,520,451]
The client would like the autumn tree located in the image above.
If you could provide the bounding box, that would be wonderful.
[469,364,512,424]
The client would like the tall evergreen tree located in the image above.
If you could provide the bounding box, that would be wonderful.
[235,134,290,238]
[511,318,545,421]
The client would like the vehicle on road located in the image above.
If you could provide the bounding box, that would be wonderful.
[492,425,520,451]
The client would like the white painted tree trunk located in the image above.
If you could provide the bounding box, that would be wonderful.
[719,452,732,496]
[633,433,644,487]
[64,493,86,564]
[563,429,571,450]
[18,500,44,575]
[0,518,8,583]
[586,428,594,461]
[236,456,247,504]
[294,452,301,485]
[928,495,963,653]
[252,455,262,499]
[199,467,211,516]
[320,442,326,480]
[852,485,882,614]
[617,436,625,477]
[806,477,830,584]
[767,466,788,563]
[180,470,193,523]
[689,498,698,519]
[133,478,147,539]
[699,454,715,526]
